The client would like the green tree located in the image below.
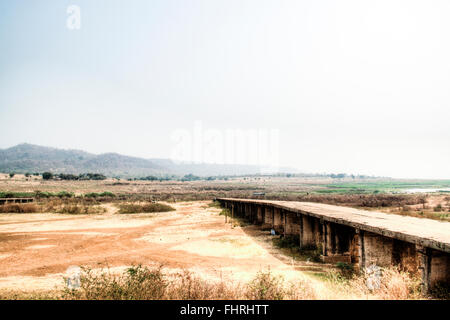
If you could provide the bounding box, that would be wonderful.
[42,172,53,180]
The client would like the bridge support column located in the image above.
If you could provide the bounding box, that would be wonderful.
[417,245,432,293]
[251,204,257,223]
[246,203,250,221]
[357,229,365,271]
[362,231,394,268]
[300,215,317,249]
[273,207,284,234]
[256,206,263,224]
[264,206,273,228]
[284,211,300,237]
[416,246,450,292]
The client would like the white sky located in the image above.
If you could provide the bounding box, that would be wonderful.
[1,1,449,178]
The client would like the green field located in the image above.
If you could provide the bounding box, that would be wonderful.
[315,180,450,194]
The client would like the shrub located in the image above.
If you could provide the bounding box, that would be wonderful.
[118,203,175,214]
[54,204,106,215]
[245,269,286,300]
[336,262,354,279]
[57,191,74,198]
[207,200,222,208]
[0,192,34,198]
[99,192,115,198]
[62,265,315,300]
[0,203,38,213]
[350,267,421,300]
[64,265,167,300]
[272,235,299,249]
[84,192,115,198]
[166,270,240,300]
[34,191,57,198]
[42,172,53,180]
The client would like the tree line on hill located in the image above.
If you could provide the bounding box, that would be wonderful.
[6,171,378,182]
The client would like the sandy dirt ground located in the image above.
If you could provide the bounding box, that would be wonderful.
[0,201,344,297]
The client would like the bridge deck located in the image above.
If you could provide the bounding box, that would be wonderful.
[218,198,450,253]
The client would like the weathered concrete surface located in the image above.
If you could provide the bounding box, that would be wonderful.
[285,213,300,236]
[218,198,450,253]
[264,206,273,227]
[273,208,284,234]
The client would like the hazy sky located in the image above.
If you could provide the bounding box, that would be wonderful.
[1,1,450,179]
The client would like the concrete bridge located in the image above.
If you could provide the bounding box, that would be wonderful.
[0,198,34,205]
[217,198,450,292]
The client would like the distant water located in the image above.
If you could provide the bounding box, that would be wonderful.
[403,188,450,194]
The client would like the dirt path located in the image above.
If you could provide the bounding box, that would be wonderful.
[0,201,350,298]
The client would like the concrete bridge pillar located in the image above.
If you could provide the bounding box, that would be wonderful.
[256,205,263,224]
[300,215,317,249]
[251,204,257,223]
[285,212,300,236]
[362,231,394,268]
[273,207,284,234]
[264,206,273,228]
[245,203,251,219]
[416,246,450,292]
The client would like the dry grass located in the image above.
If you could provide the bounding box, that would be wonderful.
[53,204,106,214]
[319,267,423,300]
[0,199,106,215]
[0,203,39,213]
[61,265,316,300]
[118,202,175,214]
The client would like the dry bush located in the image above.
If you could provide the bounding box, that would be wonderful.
[349,267,421,300]
[62,265,316,300]
[0,203,38,213]
[38,198,105,214]
[64,265,167,300]
[54,204,106,214]
[244,269,286,300]
[166,270,242,300]
[118,202,175,214]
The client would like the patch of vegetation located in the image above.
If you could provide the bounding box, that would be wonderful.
[0,191,35,198]
[118,203,175,214]
[63,265,167,300]
[336,262,354,279]
[218,208,230,216]
[54,204,106,215]
[42,172,53,180]
[56,191,75,198]
[0,203,38,213]
[0,290,58,300]
[84,192,115,198]
[272,235,299,250]
[245,269,286,300]
[62,265,315,300]
[181,174,202,182]
[207,200,222,208]
[271,235,322,262]
[317,180,450,195]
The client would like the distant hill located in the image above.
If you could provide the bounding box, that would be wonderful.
[0,144,284,178]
